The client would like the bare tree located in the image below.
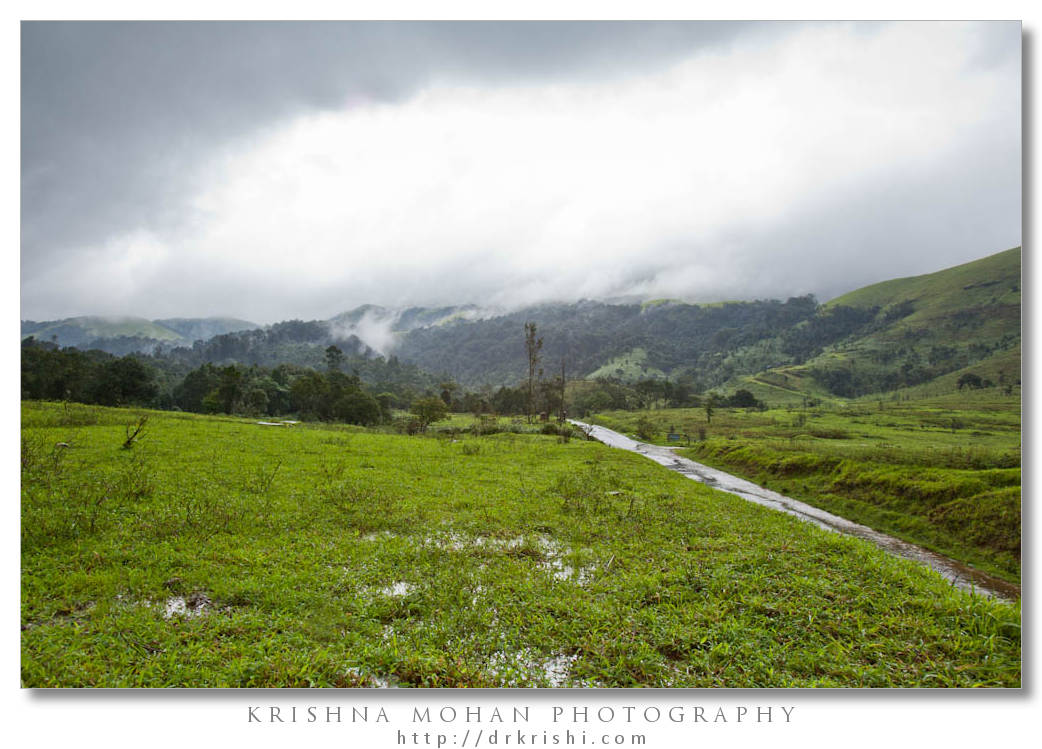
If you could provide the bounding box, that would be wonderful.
[524,321,543,424]
[557,357,567,423]
[122,415,149,449]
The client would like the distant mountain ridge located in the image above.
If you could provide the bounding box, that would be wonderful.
[386,247,1021,396]
[21,247,1021,401]
[21,316,259,350]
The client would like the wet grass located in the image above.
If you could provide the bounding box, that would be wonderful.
[22,400,1020,687]
[589,392,1021,583]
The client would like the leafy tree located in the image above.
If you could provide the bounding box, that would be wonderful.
[727,388,761,408]
[173,363,221,411]
[216,365,244,413]
[325,345,344,372]
[375,392,396,421]
[571,387,612,417]
[242,387,269,416]
[253,375,291,415]
[492,385,527,415]
[957,373,984,390]
[290,371,332,420]
[410,396,449,432]
[332,389,383,426]
[201,390,223,414]
[21,340,96,402]
[539,378,564,420]
[439,381,460,409]
[91,357,158,406]
[462,391,491,416]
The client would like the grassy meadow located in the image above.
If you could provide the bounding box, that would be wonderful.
[21,400,1020,687]
[588,389,1021,584]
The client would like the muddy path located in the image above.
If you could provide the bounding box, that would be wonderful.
[571,421,1020,601]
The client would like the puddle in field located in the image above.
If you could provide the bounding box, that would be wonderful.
[345,666,402,688]
[419,531,597,584]
[377,624,580,688]
[534,537,598,584]
[112,592,214,618]
[163,593,212,618]
[486,649,578,687]
[534,536,582,582]
[360,529,600,589]
[357,582,417,599]
[572,421,1020,601]
[540,653,579,687]
[368,673,401,688]
[379,582,415,597]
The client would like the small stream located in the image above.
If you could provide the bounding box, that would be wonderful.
[571,421,1020,601]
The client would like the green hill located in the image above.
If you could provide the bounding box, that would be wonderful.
[586,347,668,381]
[776,247,1021,398]
[21,316,261,352]
[152,317,259,342]
[21,316,186,346]
[827,247,1020,316]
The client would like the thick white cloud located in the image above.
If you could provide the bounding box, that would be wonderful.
[23,22,1020,322]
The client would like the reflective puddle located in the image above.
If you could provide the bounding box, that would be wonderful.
[485,649,579,687]
[163,594,211,618]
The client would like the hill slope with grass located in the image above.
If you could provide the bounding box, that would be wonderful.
[21,316,260,351]
[827,247,1021,315]
[723,248,1021,402]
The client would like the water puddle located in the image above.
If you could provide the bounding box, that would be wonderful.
[421,532,597,584]
[346,665,402,688]
[379,582,415,597]
[485,649,578,687]
[163,594,211,618]
[368,674,401,688]
[541,653,579,686]
[361,530,399,542]
[113,592,215,618]
[533,536,595,583]
[572,421,1020,601]
[360,529,598,588]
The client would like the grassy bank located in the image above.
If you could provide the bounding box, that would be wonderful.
[22,401,1019,687]
[588,391,1021,583]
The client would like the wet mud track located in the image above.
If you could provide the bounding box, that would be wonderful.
[572,421,1019,601]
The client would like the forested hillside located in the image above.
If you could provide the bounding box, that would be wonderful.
[21,248,1021,404]
[395,296,821,387]
[733,248,1021,401]
[397,247,1021,399]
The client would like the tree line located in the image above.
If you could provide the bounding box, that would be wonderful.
[20,331,763,427]
[21,339,394,425]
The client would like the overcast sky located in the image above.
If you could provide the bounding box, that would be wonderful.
[20,21,1021,324]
